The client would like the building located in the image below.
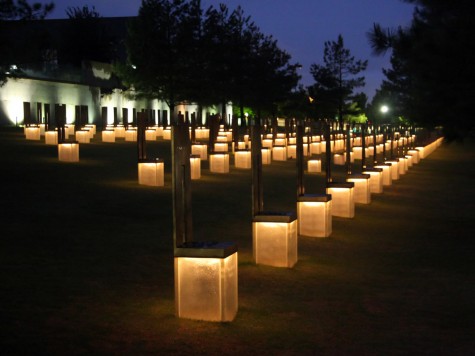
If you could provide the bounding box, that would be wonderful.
[0,17,229,127]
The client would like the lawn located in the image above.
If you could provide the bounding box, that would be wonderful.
[1,127,474,355]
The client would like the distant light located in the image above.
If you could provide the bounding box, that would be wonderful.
[309,96,314,103]
[131,64,137,69]
[380,105,389,113]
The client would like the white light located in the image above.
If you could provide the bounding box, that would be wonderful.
[380,105,389,113]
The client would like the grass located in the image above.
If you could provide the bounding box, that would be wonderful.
[1,127,474,355]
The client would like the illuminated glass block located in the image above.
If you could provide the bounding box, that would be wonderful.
[405,155,413,168]
[155,126,164,138]
[407,150,419,164]
[162,128,172,140]
[84,124,96,135]
[272,146,287,161]
[347,173,371,204]
[362,168,383,194]
[190,155,201,179]
[174,243,238,322]
[223,131,233,141]
[335,139,344,151]
[353,137,362,146]
[237,141,246,150]
[145,129,157,141]
[102,129,116,143]
[261,148,271,165]
[287,144,296,159]
[399,157,408,174]
[216,134,227,142]
[114,125,125,138]
[262,138,273,148]
[287,137,296,145]
[214,142,228,152]
[274,138,286,146]
[253,212,298,268]
[385,159,400,180]
[192,143,208,161]
[65,124,75,137]
[334,154,345,165]
[58,142,79,162]
[44,131,58,145]
[310,142,321,154]
[234,150,251,169]
[38,123,45,136]
[138,159,164,186]
[320,141,327,153]
[195,128,204,140]
[25,126,40,140]
[374,164,393,186]
[209,153,229,173]
[307,159,322,173]
[353,146,363,159]
[326,182,355,218]
[297,194,332,237]
[125,129,137,142]
[202,128,210,140]
[75,130,90,143]
[81,127,94,140]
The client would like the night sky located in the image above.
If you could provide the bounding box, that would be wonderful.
[48,0,415,99]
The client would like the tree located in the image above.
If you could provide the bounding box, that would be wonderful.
[116,0,199,122]
[0,0,54,85]
[308,34,368,128]
[0,0,54,20]
[368,1,475,140]
[116,0,300,125]
[59,5,117,67]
